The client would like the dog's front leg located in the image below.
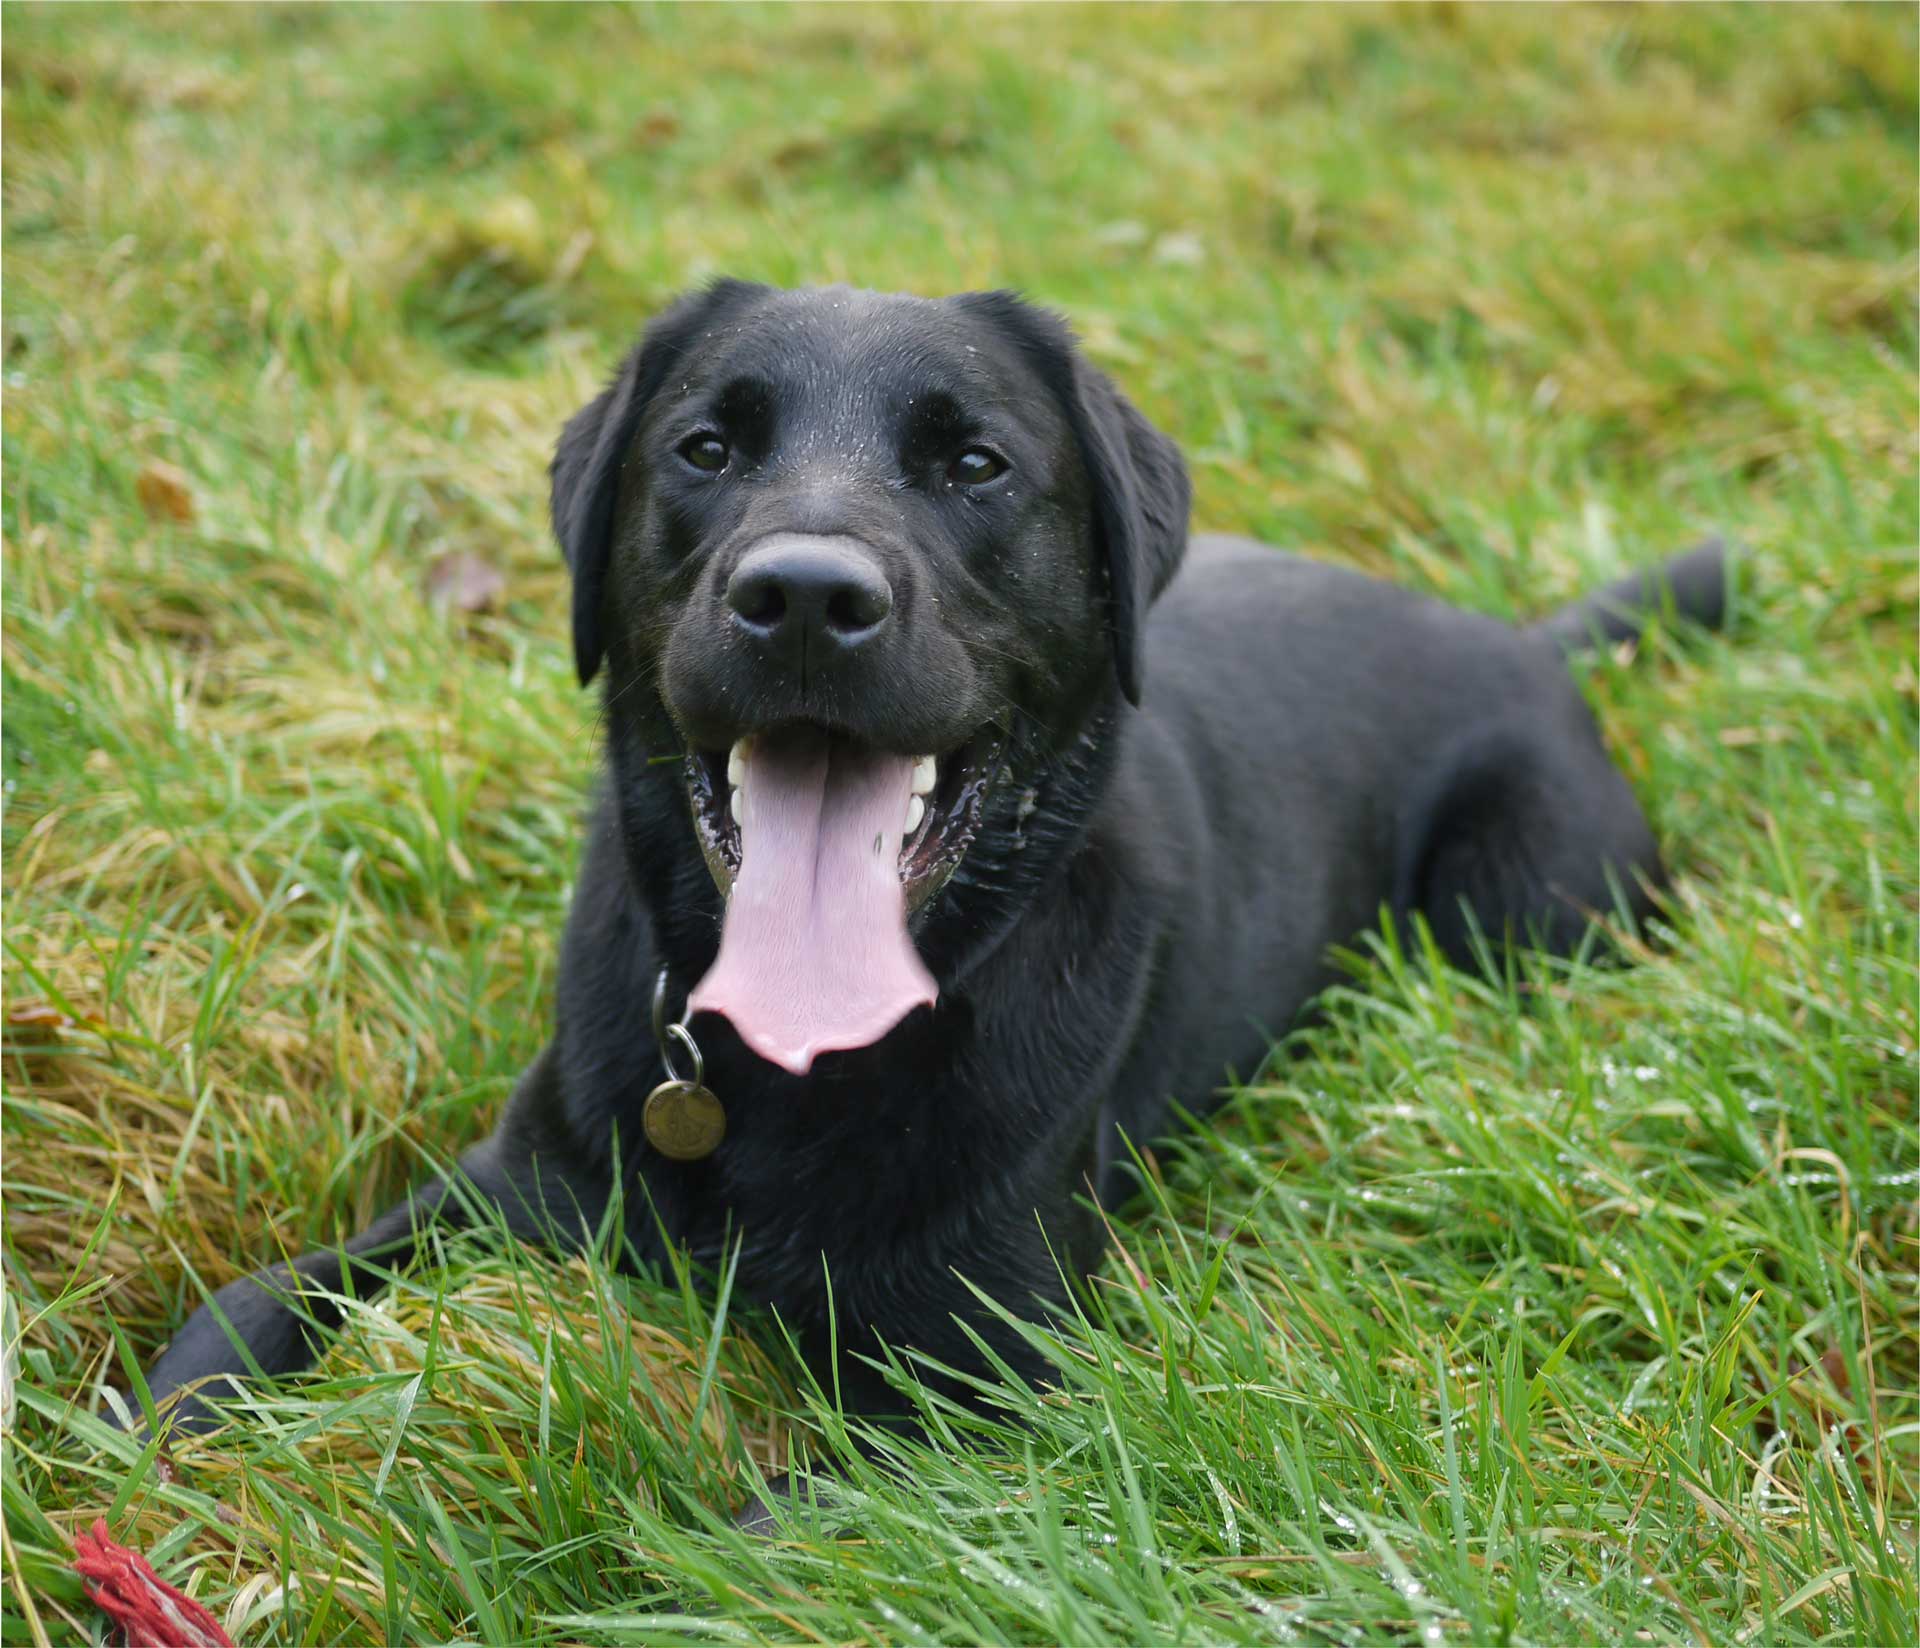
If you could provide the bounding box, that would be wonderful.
[135,1044,605,1433]
[732,1213,1078,1533]
[138,1172,477,1433]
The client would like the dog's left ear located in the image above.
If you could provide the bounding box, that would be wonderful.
[956,292,1190,705]
[1063,355,1191,705]
[551,278,768,685]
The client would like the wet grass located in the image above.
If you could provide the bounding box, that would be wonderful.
[3,4,1915,1643]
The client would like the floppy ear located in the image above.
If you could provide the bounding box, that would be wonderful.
[955,291,1190,705]
[551,279,768,685]
[1062,354,1191,705]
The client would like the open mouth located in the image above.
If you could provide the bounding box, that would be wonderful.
[684,726,1002,914]
[681,724,1002,1074]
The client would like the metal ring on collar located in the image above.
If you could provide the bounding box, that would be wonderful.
[661,1021,704,1089]
[651,968,672,1046]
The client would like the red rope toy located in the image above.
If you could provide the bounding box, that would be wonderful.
[70,1520,237,1648]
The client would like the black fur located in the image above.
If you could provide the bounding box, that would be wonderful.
[137,285,1729,1505]
[553,278,772,684]
[952,291,1191,705]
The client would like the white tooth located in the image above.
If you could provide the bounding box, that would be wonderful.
[727,739,749,788]
[911,754,937,796]
[730,788,744,825]
[905,795,925,835]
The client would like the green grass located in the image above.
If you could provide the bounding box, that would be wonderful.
[3,4,1914,1643]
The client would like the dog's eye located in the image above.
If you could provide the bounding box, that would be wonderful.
[678,433,730,474]
[948,447,1007,486]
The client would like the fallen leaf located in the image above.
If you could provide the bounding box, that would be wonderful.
[424,551,507,614]
[7,1003,75,1038]
[136,461,195,525]
[5,1002,108,1076]
[634,109,681,147]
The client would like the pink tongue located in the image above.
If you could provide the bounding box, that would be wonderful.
[688,728,936,1073]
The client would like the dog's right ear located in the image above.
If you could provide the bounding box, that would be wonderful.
[551,279,767,685]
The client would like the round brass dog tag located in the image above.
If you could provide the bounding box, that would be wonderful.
[643,1079,726,1161]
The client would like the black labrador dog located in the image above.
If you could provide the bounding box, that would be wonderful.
[140,281,1725,1506]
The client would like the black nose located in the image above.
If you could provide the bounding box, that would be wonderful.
[725,535,894,667]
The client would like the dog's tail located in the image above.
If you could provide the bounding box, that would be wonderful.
[1532,537,1732,655]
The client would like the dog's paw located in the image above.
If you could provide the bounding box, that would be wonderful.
[732,1483,786,1537]
[105,1374,242,1438]
[731,1472,848,1537]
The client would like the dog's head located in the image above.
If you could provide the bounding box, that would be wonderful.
[551,281,1189,1070]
